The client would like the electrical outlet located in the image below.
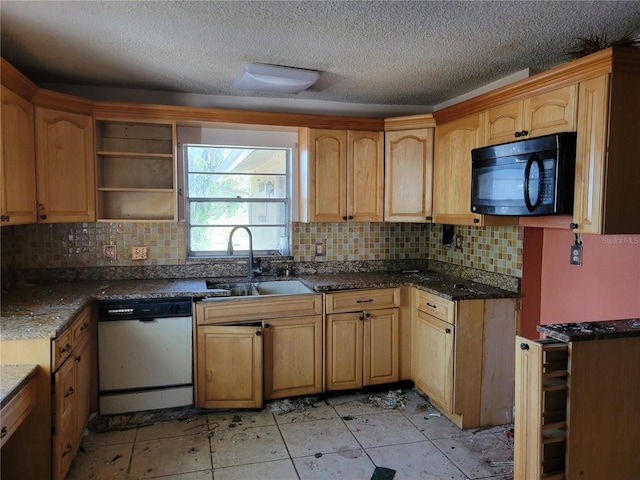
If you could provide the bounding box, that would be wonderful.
[455,234,463,251]
[132,246,148,260]
[570,244,582,265]
[104,244,117,260]
[315,241,326,256]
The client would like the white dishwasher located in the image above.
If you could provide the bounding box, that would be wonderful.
[98,297,193,415]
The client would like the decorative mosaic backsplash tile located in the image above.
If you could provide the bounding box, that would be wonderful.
[425,224,523,278]
[4,221,523,278]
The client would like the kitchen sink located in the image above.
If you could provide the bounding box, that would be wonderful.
[205,279,315,296]
[255,280,315,295]
[205,281,260,296]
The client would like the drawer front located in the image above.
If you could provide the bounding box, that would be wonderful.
[326,288,400,314]
[52,328,73,372]
[0,377,36,449]
[196,294,323,325]
[71,306,92,345]
[416,290,454,324]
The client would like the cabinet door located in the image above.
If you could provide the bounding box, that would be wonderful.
[53,356,76,480]
[35,107,95,222]
[363,308,398,386]
[263,315,323,400]
[384,128,434,222]
[0,86,37,224]
[73,332,91,446]
[347,130,384,221]
[433,115,483,226]
[412,310,454,412]
[196,325,262,409]
[308,129,347,222]
[326,312,363,391]
[573,74,609,234]
[484,101,524,146]
[524,84,577,138]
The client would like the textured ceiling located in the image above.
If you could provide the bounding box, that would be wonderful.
[2,1,639,116]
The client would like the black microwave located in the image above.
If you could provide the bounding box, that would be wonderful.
[470,132,576,216]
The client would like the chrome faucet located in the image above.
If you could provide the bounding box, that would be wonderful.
[226,226,259,278]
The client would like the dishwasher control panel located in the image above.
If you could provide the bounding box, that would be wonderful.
[98,297,193,320]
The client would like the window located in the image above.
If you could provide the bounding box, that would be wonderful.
[184,145,290,257]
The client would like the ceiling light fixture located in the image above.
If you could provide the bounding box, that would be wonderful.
[233,62,319,94]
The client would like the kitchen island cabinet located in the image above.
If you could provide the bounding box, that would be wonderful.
[413,290,518,428]
[515,320,640,479]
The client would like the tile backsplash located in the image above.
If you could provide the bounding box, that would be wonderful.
[3,221,523,278]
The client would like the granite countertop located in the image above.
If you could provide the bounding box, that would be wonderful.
[537,319,640,342]
[0,271,517,342]
[0,364,38,409]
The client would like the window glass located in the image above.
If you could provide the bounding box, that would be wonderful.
[184,145,289,256]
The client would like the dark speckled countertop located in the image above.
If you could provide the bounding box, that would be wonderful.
[1,271,517,342]
[537,319,640,342]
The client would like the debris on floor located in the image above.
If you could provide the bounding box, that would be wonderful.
[368,389,407,409]
[267,396,323,414]
[88,407,205,433]
[371,466,396,479]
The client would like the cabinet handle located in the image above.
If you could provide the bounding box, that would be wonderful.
[348,215,353,220]
[365,312,371,318]
[473,218,480,224]
[1,426,8,438]
[570,223,579,230]
[522,130,529,136]
[445,328,451,334]
[264,323,270,329]
[359,315,364,321]
[62,443,73,457]
[426,302,437,309]
[255,330,261,336]
[356,299,373,303]
[520,343,530,350]
[38,203,47,220]
[80,322,90,331]
[342,216,347,221]
[75,355,82,363]
[65,386,75,398]
[40,214,48,220]
[60,343,71,353]
[0,215,9,222]
[425,216,432,221]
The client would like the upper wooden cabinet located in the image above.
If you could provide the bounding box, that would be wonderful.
[1,86,37,225]
[95,120,176,221]
[484,85,577,146]
[298,128,384,222]
[433,115,515,226]
[384,127,434,222]
[35,107,95,222]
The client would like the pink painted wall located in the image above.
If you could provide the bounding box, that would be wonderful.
[539,229,640,325]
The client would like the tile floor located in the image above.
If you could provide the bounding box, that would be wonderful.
[67,389,514,480]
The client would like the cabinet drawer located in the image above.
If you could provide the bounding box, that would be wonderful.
[52,328,73,371]
[71,307,92,345]
[416,290,454,324]
[325,288,400,313]
[0,377,36,449]
[196,294,323,325]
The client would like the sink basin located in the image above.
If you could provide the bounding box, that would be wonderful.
[205,281,260,296]
[205,279,315,296]
[255,280,314,295]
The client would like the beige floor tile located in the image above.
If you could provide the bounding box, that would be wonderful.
[433,432,514,479]
[128,433,212,479]
[343,410,426,448]
[81,428,137,447]
[273,403,340,424]
[208,409,276,430]
[66,442,133,480]
[293,451,376,479]
[327,393,386,417]
[210,424,289,469]
[213,459,299,480]
[136,415,211,441]
[366,441,467,479]
[142,471,214,480]
[278,417,360,458]
[403,408,468,440]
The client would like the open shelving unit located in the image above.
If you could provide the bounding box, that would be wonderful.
[95,120,176,221]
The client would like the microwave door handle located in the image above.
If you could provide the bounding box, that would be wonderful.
[524,154,544,212]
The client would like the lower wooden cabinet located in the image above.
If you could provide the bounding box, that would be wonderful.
[325,288,399,391]
[413,290,517,428]
[263,316,323,400]
[196,325,263,409]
